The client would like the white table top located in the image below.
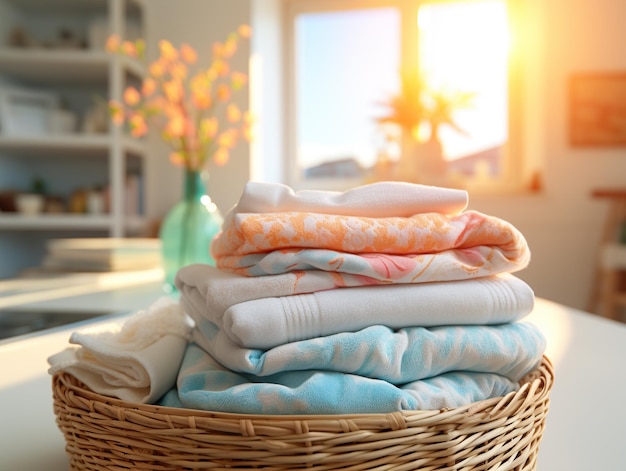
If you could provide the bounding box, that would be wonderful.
[1,293,625,470]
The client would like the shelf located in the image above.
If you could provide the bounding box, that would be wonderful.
[0,134,146,158]
[0,0,149,273]
[2,0,144,16]
[4,0,107,12]
[0,213,147,231]
[0,48,145,86]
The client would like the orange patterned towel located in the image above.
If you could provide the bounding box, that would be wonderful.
[211,210,530,280]
[213,210,524,257]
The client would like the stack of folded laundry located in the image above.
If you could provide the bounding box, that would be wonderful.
[165,181,546,414]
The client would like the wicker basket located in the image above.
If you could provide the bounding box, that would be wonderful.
[52,356,553,471]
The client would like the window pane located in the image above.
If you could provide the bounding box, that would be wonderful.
[418,0,509,177]
[295,8,400,180]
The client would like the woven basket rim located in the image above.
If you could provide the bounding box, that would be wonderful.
[52,355,553,423]
[52,356,553,470]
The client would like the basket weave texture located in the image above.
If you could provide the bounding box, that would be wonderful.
[52,356,553,471]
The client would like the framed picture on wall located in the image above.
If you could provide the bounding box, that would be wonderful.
[569,72,626,146]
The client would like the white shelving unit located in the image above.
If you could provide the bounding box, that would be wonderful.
[0,47,145,85]
[0,0,147,277]
[0,213,145,231]
[0,0,145,229]
[0,134,145,157]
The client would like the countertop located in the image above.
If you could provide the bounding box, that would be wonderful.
[1,291,625,470]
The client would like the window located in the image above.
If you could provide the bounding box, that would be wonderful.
[284,0,522,191]
[291,7,400,182]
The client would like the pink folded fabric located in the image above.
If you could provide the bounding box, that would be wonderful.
[213,246,529,281]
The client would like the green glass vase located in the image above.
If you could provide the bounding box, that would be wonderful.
[159,169,223,291]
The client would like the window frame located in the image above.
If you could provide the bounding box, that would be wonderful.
[283,0,524,192]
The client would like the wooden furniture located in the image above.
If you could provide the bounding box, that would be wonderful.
[0,0,147,277]
[588,188,626,320]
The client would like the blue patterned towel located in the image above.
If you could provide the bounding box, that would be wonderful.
[159,344,527,414]
[192,318,545,384]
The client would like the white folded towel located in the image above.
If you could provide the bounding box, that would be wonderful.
[175,264,370,320]
[225,180,469,222]
[48,297,192,404]
[181,271,534,349]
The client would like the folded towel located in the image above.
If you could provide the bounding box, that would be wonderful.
[215,245,528,283]
[175,264,354,317]
[212,209,527,258]
[212,211,530,278]
[182,273,534,349]
[175,250,532,313]
[224,181,468,221]
[192,318,545,384]
[48,297,192,404]
[175,263,499,327]
[159,343,523,414]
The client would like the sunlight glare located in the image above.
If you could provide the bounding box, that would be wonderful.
[418,1,509,91]
[418,0,510,160]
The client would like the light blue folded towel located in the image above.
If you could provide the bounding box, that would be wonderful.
[158,343,526,414]
[191,318,545,384]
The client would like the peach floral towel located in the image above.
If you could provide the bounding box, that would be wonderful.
[211,210,530,279]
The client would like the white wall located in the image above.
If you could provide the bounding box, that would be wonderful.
[143,0,251,218]
[146,0,626,312]
[471,0,626,311]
